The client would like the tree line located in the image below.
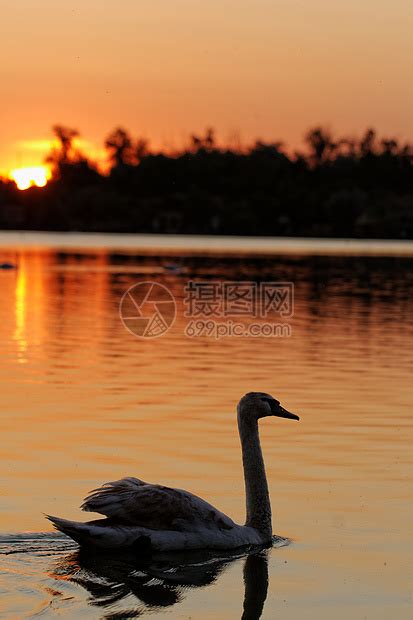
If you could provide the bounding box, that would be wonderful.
[0,125,412,238]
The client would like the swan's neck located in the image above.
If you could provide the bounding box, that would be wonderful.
[238,414,272,538]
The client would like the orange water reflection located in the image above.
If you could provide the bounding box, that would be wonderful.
[0,245,412,618]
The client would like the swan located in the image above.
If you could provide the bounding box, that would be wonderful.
[47,392,299,551]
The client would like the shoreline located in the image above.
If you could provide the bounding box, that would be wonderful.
[0,230,413,256]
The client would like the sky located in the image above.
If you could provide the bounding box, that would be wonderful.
[1,0,412,174]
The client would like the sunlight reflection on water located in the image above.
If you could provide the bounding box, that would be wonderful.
[0,237,412,619]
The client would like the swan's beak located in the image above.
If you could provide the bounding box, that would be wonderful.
[270,401,299,421]
[275,406,300,421]
[260,397,300,420]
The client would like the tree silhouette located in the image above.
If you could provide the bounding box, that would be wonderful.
[305,127,336,164]
[46,125,81,169]
[135,138,149,163]
[105,127,135,167]
[359,128,376,156]
[190,128,216,153]
[381,138,398,156]
[1,122,411,239]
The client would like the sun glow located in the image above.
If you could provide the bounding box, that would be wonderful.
[10,166,51,191]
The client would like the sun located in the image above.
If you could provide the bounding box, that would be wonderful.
[9,166,51,191]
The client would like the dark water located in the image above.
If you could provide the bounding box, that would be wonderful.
[0,533,288,619]
[0,235,412,619]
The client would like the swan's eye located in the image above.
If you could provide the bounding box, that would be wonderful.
[260,397,274,414]
[260,397,279,406]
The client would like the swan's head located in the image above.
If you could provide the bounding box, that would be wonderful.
[237,392,300,422]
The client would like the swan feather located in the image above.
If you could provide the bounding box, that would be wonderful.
[81,477,235,532]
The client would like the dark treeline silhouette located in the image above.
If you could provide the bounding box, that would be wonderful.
[1,125,412,238]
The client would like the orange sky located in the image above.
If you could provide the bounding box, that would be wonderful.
[1,0,412,174]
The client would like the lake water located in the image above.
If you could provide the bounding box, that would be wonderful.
[0,233,412,619]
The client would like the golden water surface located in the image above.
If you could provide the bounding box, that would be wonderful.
[0,235,412,619]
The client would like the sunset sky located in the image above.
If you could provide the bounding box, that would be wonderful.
[1,0,412,175]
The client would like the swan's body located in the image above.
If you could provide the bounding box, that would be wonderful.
[47,392,299,551]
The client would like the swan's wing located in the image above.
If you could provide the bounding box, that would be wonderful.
[81,477,235,531]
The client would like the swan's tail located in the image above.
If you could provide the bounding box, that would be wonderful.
[46,515,97,545]
[46,515,153,551]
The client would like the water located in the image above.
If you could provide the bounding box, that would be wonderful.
[0,234,412,619]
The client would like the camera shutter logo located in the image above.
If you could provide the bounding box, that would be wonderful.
[120,282,176,338]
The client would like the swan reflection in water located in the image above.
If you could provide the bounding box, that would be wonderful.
[52,540,285,619]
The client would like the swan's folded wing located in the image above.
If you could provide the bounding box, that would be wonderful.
[81,477,235,531]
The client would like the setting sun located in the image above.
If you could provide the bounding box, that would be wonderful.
[10,166,51,191]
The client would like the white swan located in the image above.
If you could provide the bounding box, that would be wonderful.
[47,392,299,551]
